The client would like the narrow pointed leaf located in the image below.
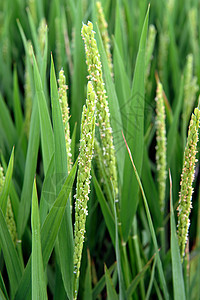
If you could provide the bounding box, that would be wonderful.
[32,52,54,175]
[50,56,74,299]
[92,168,115,245]
[114,202,126,300]
[0,209,23,297]
[121,5,149,242]
[83,251,92,300]
[92,263,116,299]
[169,173,186,300]
[13,67,23,136]
[15,159,78,300]
[17,98,40,238]
[105,265,118,300]
[126,254,155,298]
[0,148,14,215]
[122,132,169,299]
[31,179,48,300]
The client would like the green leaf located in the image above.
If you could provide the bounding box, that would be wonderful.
[92,263,116,299]
[39,153,55,225]
[114,0,126,70]
[41,159,77,267]
[50,56,74,300]
[113,36,131,131]
[141,146,161,229]
[122,132,169,300]
[31,179,48,300]
[15,159,78,300]
[0,288,8,300]
[83,251,92,300]
[0,208,23,298]
[169,172,186,300]
[50,55,68,182]
[0,271,9,300]
[126,254,155,298]
[32,51,55,175]
[0,94,17,150]
[17,97,40,238]
[71,122,77,164]
[13,66,23,136]
[121,5,149,242]
[167,77,184,167]
[0,147,14,215]
[27,8,40,60]
[53,261,67,299]
[92,168,115,245]
[114,202,126,300]
[71,0,86,130]
[146,257,157,300]
[105,265,118,300]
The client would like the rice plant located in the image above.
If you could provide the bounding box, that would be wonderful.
[0,1,200,299]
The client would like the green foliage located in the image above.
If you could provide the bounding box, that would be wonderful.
[0,1,200,299]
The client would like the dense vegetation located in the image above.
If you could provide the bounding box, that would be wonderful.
[0,0,200,299]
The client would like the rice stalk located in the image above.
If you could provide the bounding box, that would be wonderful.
[96,1,113,77]
[73,81,96,299]
[177,101,200,259]
[58,68,72,173]
[155,80,167,213]
[81,21,118,199]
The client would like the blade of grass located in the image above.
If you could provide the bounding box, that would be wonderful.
[132,217,145,299]
[126,253,155,299]
[113,36,131,131]
[39,153,55,225]
[121,5,149,241]
[27,8,40,60]
[0,95,17,150]
[0,208,23,298]
[83,250,92,300]
[114,0,126,69]
[15,159,78,300]
[91,168,115,245]
[50,55,74,300]
[105,264,118,300]
[0,288,8,300]
[31,179,48,300]
[71,122,77,164]
[50,55,67,178]
[92,262,116,299]
[141,146,161,229]
[122,131,169,300]
[169,171,186,300]
[146,256,157,300]
[167,77,184,167]
[71,0,86,130]
[13,66,23,137]
[0,148,14,215]
[114,201,126,300]
[0,154,19,224]
[53,262,67,300]
[0,272,9,300]
[17,96,40,238]
[32,51,54,175]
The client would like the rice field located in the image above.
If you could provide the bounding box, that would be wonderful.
[0,0,200,299]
